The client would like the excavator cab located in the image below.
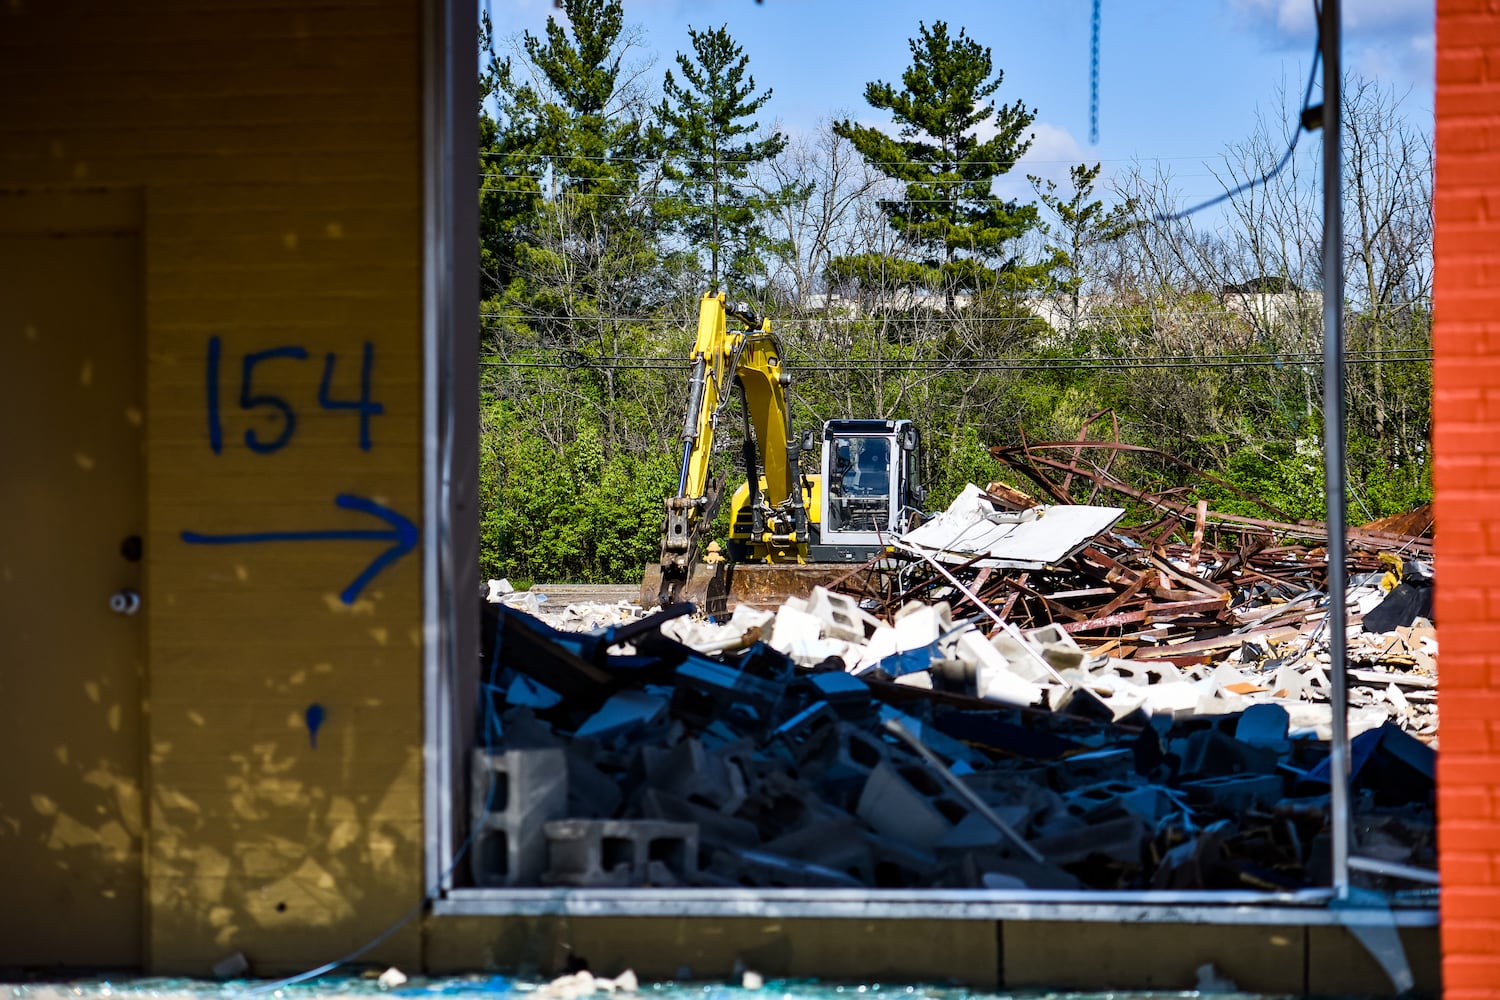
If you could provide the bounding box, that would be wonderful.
[811,418,923,562]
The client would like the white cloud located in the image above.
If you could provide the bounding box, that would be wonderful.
[1230,0,1434,43]
[1228,0,1434,114]
[993,121,1092,201]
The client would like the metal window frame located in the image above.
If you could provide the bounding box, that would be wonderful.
[420,0,1433,932]
[422,0,479,894]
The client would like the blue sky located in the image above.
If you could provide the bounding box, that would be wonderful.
[492,0,1434,212]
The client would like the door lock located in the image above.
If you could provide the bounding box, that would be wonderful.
[109,589,141,616]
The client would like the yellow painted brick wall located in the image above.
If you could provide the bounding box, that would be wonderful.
[1,0,426,973]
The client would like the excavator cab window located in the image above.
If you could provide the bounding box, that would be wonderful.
[827,435,893,534]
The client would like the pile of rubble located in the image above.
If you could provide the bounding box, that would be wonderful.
[473,422,1437,892]
[472,591,1435,892]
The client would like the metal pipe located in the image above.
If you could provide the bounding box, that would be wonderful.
[1320,0,1351,902]
[884,718,1046,864]
[891,542,1069,685]
[1348,856,1440,885]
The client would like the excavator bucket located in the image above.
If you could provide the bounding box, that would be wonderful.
[640,562,867,616]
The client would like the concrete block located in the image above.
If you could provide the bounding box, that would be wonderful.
[989,629,1055,684]
[878,706,979,765]
[1139,680,1202,716]
[1101,658,1183,687]
[798,720,887,790]
[806,669,872,713]
[768,604,823,653]
[764,819,875,880]
[1236,703,1291,749]
[852,624,900,673]
[861,829,939,886]
[856,762,954,849]
[1047,748,1134,791]
[564,747,623,819]
[806,585,874,642]
[1029,812,1148,866]
[1025,622,1080,652]
[1182,773,1285,812]
[893,603,946,651]
[574,690,668,740]
[641,738,746,814]
[471,747,569,886]
[1177,728,1280,778]
[1064,780,1176,824]
[543,819,698,887]
[638,788,761,849]
[671,658,785,728]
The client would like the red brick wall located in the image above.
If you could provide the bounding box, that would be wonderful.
[1436,2,1500,995]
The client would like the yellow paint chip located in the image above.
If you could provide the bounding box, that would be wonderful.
[288,669,306,685]
[369,627,388,646]
[323,592,374,616]
[187,710,205,726]
[54,745,68,765]
[74,452,95,471]
[313,662,333,674]
[31,793,57,816]
[325,222,344,239]
[79,360,93,386]
[124,406,143,426]
[107,703,121,732]
[235,564,249,582]
[84,681,101,703]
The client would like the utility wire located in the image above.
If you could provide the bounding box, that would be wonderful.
[478,353,1430,373]
[1154,17,1323,222]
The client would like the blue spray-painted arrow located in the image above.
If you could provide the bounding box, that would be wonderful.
[181,493,418,605]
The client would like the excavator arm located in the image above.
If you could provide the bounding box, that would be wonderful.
[655,292,808,604]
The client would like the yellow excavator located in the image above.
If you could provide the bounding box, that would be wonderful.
[642,291,926,610]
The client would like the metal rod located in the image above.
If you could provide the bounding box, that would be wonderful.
[1320,0,1352,903]
[884,718,1047,865]
[892,542,1068,684]
[1348,855,1440,885]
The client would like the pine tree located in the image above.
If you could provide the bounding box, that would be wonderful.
[494,0,651,213]
[1029,163,1136,335]
[655,25,799,294]
[834,21,1042,310]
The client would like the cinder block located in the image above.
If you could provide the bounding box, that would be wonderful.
[1047,747,1135,791]
[542,819,698,887]
[671,658,785,729]
[470,747,568,887]
[1181,772,1285,813]
[1029,812,1148,866]
[640,738,747,814]
[856,762,954,849]
[806,585,877,642]
[1064,780,1176,824]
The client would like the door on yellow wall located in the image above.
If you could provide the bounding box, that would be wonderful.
[0,193,145,968]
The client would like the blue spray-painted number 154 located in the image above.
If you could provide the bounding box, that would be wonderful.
[206,336,383,454]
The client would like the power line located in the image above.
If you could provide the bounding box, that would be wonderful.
[477,352,1431,373]
[479,150,1222,168]
[1154,10,1323,223]
[480,300,1428,326]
